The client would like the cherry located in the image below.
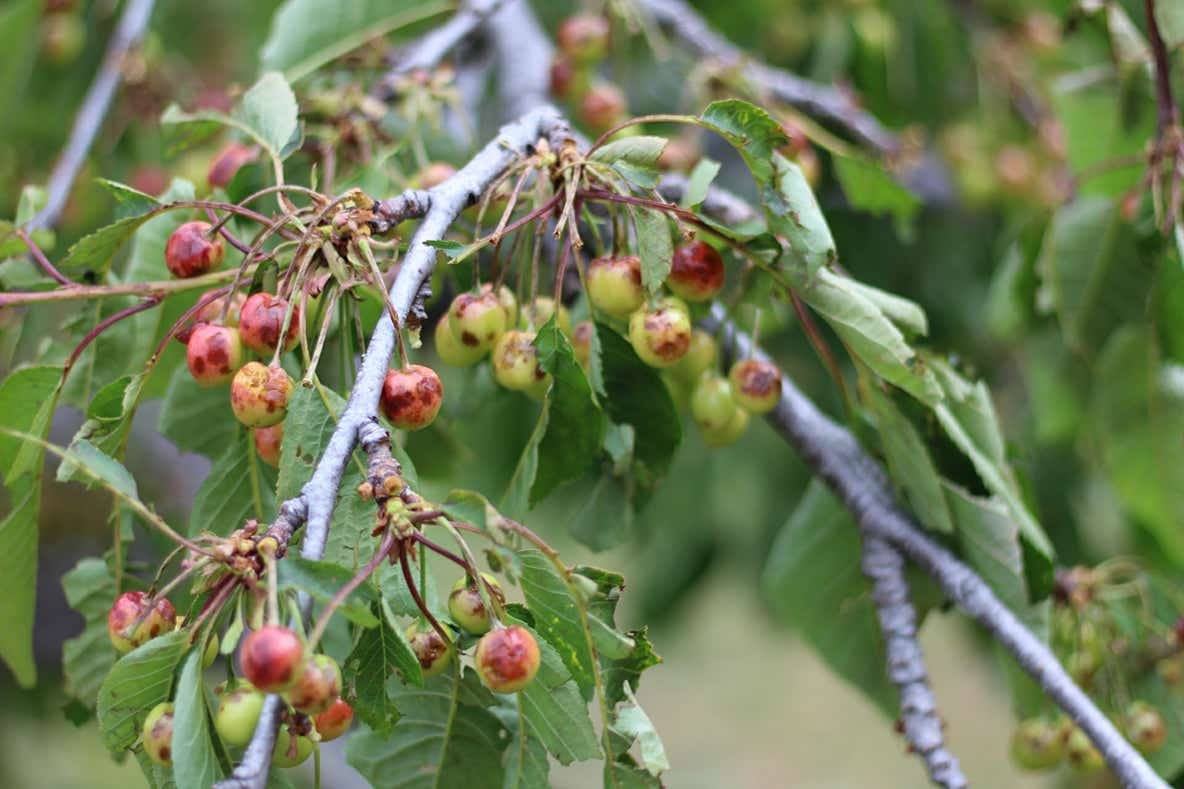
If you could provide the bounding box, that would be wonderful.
[668,240,725,302]
[141,701,175,766]
[284,654,343,716]
[239,292,301,355]
[406,623,453,678]
[482,282,519,328]
[195,290,247,327]
[571,321,594,368]
[550,56,576,99]
[690,375,737,433]
[670,329,718,383]
[628,303,691,368]
[380,365,444,431]
[557,14,610,63]
[1009,718,1065,770]
[272,729,314,768]
[1066,727,1104,772]
[492,330,549,399]
[448,291,507,352]
[107,591,176,654]
[416,162,457,189]
[520,296,571,335]
[728,358,781,414]
[448,573,505,635]
[700,405,749,448]
[240,625,304,693]
[42,13,85,65]
[214,680,264,747]
[231,362,293,428]
[207,142,259,189]
[165,221,224,279]
[434,314,487,367]
[587,255,644,317]
[186,324,244,386]
[1123,701,1166,755]
[657,136,701,172]
[314,697,354,742]
[579,82,627,133]
[475,625,540,693]
[128,166,170,197]
[253,422,284,467]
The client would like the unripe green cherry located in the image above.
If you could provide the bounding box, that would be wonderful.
[434,314,486,367]
[481,283,519,328]
[475,626,541,693]
[449,291,507,352]
[406,623,453,678]
[108,591,176,654]
[1066,728,1104,772]
[314,698,354,742]
[230,362,293,428]
[1124,701,1166,754]
[628,304,691,368]
[587,255,644,317]
[492,330,549,397]
[668,240,725,302]
[448,573,506,635]
[690,375,736,432]
[380,365,444,431]
[284,654,342,716]
[670,329,718,383]
[253,422,283,468]
[699,403,749,448]
[186,324,244,387]
[214,680,265,748]
[272,729,314,768]
[728,358,781,414]
[1009,718,1066,770]
[520,297,571,335]
[141,702,175,766]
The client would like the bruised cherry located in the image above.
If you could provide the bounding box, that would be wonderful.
[668,240,725,302]
[448,573,505,635]
[520,296,571,335]
[380,364,444,431]
[239,293,301,355]
[230,362,293,428]
[1009,718,1066,770]
[628,303,691,368]
[207,142,259,189]
[314,698,354,742]
[571,321,594,368]
[1124,701,1166,755]
[475,626,540,693]
[214,679,265,747]
[728,358,781,414]
[240,625,304,693]
[434,314,486,367]
[587,254,644,317]
[579,82,627,133]
[416,162,457,189]
[449,291,507,352]
[253,422,283,467]
[492,330,549,399]
[272,729,314,768]
[186,324,244,386]
[557,14,610,62]
[165,221,224,279]
[406,623,453,678]
[108,591,176,654]
[141,702,175,766]
[284,653,342,716]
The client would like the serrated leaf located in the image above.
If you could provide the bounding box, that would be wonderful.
[97,631,188,753]
[601,628,660,708]
[632,207,673,295]
[162,73,299,160]
[833,155,921,232]
[57,373,145,483]
[60,438,138,497]
[697,100,788,183]
[590,136,669,167]
[96,178,162,217]
[189,430,276,536]
[517,549,598,694]
[62,557,119,708]
[172,648,223,787]
[519,678,601,764]
[842,279,928,338]
[278,557,379,627]
[609,689,668,777]
[158,365,239,458]
[502,723,550,789]
[276,384,343,500]
[58,204,181,275]
[344,600,421,734]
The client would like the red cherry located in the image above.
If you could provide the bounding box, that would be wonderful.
[314,698,354,742]
[239,293,301,354]
[475,626,541,693]
[207,142,260,189]
[107,591,176,654]
[380,365,444,431]
[186,324,244,386]
[668,240,725,302]
[253,423,283,467]
[165,221,224,279]
[240,626,304,693]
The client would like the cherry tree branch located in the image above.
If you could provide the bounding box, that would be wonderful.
[28,0,156,231]
[215,104,573,789]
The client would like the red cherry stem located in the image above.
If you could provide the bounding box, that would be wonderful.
[410,530,469,570]
[190,573,238,637]
[63,295,162,381]
[786,289,853,419]
[305,529,396,650]
[399,540,451,644]
[151,286,231,360]
[203,206,254,255]
[15,227,76,286]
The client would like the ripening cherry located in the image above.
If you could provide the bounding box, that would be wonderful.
[690,375,737,433]
[628,303,691,368]
[549,56,576,99]
[416,162,457,189]
[728,358,781,414]
[482,282,519,328]
[107,591,176,654]
[253,422,283,467]
[314,698,354,742]
[239,292,301,355]
[475,626,541,693]
[186,324,244,386]
[231,362,293,428]
[557,14,610,63]
[492,330,549,399]
[587,255,644,317]
[207,142,259,189]
[448,573,505,635]
[285,654,342,716]
[699,402,749,448]
[1009,718,1066,771]
[380,365,444,431]
[1066,727,1104,772]
[406,623,453,678]
[165,221,224,279]
[272,729,314,768]
[448,291,507,352]
[571,321,594,368]
[141,702,175,766]
[580,82,627,133]
[668,240,725,302]
[520,296,571,335]
[670,329,718,384]
[1123,701,1166,754]
[434,314,486,367]
[240,625,305,693]
[214,680,265,747]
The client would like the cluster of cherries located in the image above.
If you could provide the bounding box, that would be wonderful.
[547,14,626,134]
[108,570,541,767]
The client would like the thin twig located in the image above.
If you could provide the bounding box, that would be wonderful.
[400,544,450,643]
[64,296,161,377]
[15,227,75,286]
[1145,0,1179,137]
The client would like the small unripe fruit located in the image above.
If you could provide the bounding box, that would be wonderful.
[406,623,453,678]
[668,241,725,302]
[253,423,283,467]
[1010,718,1066,770]
[165,221,224,279]
[449,291,507,352]
[492,330,549,398]
[628,304,691,368]
[239,293,301,354]
[42,13,85,65]
[448,574,505,635]
[557,14,610,62]
[520,297,571,335]
[690,376,736,432]
[1123,701,1166,754]
[729,358,781,414]
[434,314,486,367]
[670,329,717,383]
[208,142,259,189]
[475,626,540,693]
[587,255,644,317]
[284,654,342,716]
[699,404,749,447]
[214,680,265,747]
[141,702,175,766]
[314,698,354,742]
[186,325,244,386]
[108,591,176,654]
[231,363,293,428]
[416,162,457,189]
[380,365,444,431]
[482,283,518,327]
[1066,727,1104,772]
[580,83,627,132]
[571,321,594,368]
[272,729,314,768]
[240,625,304,693]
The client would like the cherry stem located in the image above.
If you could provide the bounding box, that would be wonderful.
[307,530,396,649]
[264,552,280,626]
[191,574,238,636]
[787,289,852,418]
[411,530,469,570]
[15,227,75,286]
[203,206,254,255]
[64,295,162,379]
[399,541,450,644]
[151,557,208,605]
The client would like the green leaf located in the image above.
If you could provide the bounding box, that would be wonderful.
[57,373,145,483]
[162,73,299,160]
[841,279,928,338]
[0,1,40,134]
[278,557,379,627]
[679,159,721,208]
[761,481,897,717]
[276,384,343,500]
[609,689,668,777]
[189,430,276,536]
[62,557,119,709]
[502,722,550,789]
[503,405,547,518]
[97,631,188,753]
[532,319,604,504]
[96,178,162,217]
[158,365,239,458]
[1,365,61,483]
[590,136,669,167]
[344,600,422,734]
[1155,1,1184,48]
[602,628,660,708]
[833,155,921,232]
[261,0,450,81]
[58,204,181,275]
[632,207,673,295]
[519,677,601,764]
[697,100,788,183]
[172,649,223,787]
[346,672,508,788]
